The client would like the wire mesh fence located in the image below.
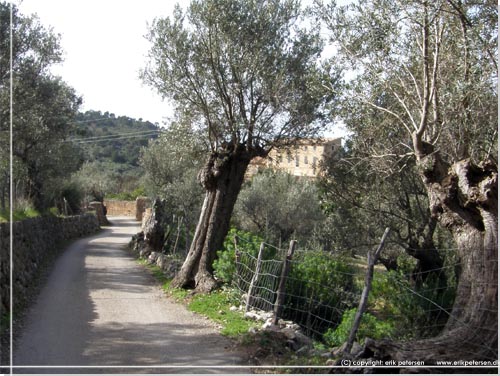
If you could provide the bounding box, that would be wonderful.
[231,233,498,361]
[234,239,286,312]
[233,234,361,339]
[363,258,499,361]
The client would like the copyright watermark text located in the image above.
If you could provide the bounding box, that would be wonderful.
[339,359,498,367]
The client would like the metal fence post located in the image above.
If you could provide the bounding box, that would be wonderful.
[273,240,297,325]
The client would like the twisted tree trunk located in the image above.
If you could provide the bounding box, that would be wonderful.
[364,145,498,363]
[171,144,258,293]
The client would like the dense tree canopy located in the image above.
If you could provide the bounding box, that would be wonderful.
[318,0,497,165]
[72,110,160,167]
[140,121,207,234]
[142,0,329,154]
[142,0,331,291]
[0,2,82,210]
[317,0,497,362]
[234,169,324,246]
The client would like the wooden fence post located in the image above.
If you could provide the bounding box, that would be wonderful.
[344,227,390,354]
[273,240,297,325]
[234,236,241,289]
[245,242,265,312]
[172,216,183,255]
[234,236,240,264]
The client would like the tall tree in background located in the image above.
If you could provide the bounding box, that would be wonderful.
[234,169,325,246]
[140,121,207,243]
[319,142,449,286]
[142,0,329,292]
[318,0,497,362]
[0,2,82,210]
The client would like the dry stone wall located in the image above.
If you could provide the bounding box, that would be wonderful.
[104,200,135,217]
[0,214,100,315]
[104,197,150,221]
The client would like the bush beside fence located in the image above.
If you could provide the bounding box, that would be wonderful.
[220,229,496,361]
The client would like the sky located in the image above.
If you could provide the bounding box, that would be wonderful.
[16,0,347,137]
[18,0,187,126]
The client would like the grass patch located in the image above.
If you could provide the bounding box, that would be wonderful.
[0,207,41,223]
[161,279,190,301]
[137,258,170,285]
[188,289,257,337]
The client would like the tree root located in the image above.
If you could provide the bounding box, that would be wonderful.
[359,328,497,366]
[194,272,220,293]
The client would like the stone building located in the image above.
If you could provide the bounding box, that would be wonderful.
[246,137,342,178]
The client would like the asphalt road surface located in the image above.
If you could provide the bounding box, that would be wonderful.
[13,217,245,374]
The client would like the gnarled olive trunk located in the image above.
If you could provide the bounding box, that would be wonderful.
[364,147,497,363]
[171,145,256,293]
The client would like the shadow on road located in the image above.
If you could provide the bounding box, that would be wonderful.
[12,218,246,374]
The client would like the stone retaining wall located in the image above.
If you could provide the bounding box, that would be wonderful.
[104,200,136,217]
[0,214,100,315]
[104,197,150,221]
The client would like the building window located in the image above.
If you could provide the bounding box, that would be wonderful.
[312,157,317,169]
[295,155,299,167]
[287,152,292,164]
[304,156,308,164]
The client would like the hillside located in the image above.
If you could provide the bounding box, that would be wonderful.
[71,110,161,167]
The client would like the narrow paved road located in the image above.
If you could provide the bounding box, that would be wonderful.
[13,217,244,374]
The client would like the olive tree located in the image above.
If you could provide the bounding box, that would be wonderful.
[318,0,497,362]
[142,0,329,292]
[140,121,207,245]
[234,169,325,246]
[0,3,82,210]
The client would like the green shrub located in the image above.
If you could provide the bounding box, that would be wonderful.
[59,182,84,214]
[107,187,146,201]
[284,251,358,337]
[213,228,264,284]
[368,270,456,340]
[323,308,396,347]
[2,200,41,222]
[48,207,59,216]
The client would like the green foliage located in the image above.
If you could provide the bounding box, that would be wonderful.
[66,110,158,206]
[50,181,84,215]
[0,3,82,210]
[290,251,355,303]
[284,251,357,337]
[321,266,456,348]
[234,169,325,246]
[140,121,205,226]
[1,198,42,222]
[48,207,59,216]
[213,228,264,285]
[73,110,159,168]
[368,270,456,340]
[71,161,144,203]
[323,308,395,347]
[106,187,146,201]
[142,0,328,154]
[318,0,497,165]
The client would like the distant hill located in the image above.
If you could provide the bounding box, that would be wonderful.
[71,110,161,167]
